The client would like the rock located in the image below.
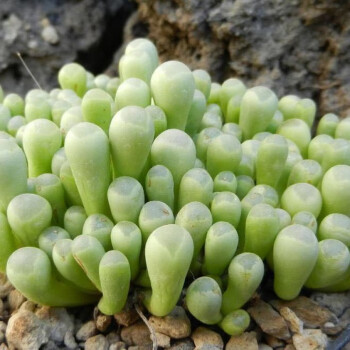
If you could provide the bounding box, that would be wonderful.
[8,290,26,311]
[36,307,74,343]
[169,339,195,350]
[106,331,121,344]
[41,341,60,350]
[85,334,109,350]
[270,297,336,328]
[64,330,78,350]
[311,291,350,317]
[114,307,140,327]
[248,300,291,340]
[258,345,272,350]
[128,346,153,350]
[109,341,127,350]
[192,327,224,350]
[0,0,136,95]
[155,331,171,348]
[284,346,296,350]
[76,320,98,342]
[321,321,344,336]
[226,332,259,350]
[0,274,13,298]
[120,321,152,346]
[279,307,303,335]
[149,306,191,339]
[124,0,350,117]
[0,321,6,334]
[96,313,112,332]
[41,25,59,45]
[264,335,285,348]
[6,309,49,350]
[292,329,328,350]
[19,301,36,312]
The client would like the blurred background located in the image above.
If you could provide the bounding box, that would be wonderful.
[0,0,349,117]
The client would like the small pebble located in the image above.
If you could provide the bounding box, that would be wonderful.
[19,300,36,312]
[192,327,223,350]
[149,306,191,339]
[169,339,195,350]
[106,331,120,344]
[96,314,112,332]
[120,321,152,346]
[64,330,78,350]
[155,331,171,348]
[85,334,109,350]
[76,320,98,341]
[41,25,59,45]
[109,341,127,350]
[8,290,26,311]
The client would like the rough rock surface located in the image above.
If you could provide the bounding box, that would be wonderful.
[0,0,135,94]
[119,0,350,117]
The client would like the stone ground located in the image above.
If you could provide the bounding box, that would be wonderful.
[0,273,349,350]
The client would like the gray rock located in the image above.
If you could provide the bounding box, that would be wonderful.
[41,25,59,45]
[6,309,50,350]
[41,341,60,350]
[76,320,98,342]
[169,339,195,350]
[64,330,78,350]
[121,0,350,117]
[0,0,135,95]
[106,331,120,344]
[36,307,74,343]
[85,334,109,350]
[311,291,350,317]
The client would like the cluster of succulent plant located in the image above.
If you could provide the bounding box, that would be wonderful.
[1,38,350,336]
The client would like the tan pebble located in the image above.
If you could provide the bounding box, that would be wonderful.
[128,345,153,350]
[192,327,223,349]
[114,305,140,327]
[154,331,171,348]
[149,306,191,339]
[120,321,152,346]
[8,290,26,311]
[225,331,258,350]
[85,334,109,350]
[109,341,127,350]
[280,307,304,334]
[270,296,336,328]
[19,300,36,312]
[264,334,285,348]
[292,329,328,350]
[76,320,98,341]
[248,300,290,340]
[96,313,112,332]
[6,309,49,349]
[284,345,296,350]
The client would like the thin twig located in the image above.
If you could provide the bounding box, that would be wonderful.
[16,52,42,90]
[135,303,158,350]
